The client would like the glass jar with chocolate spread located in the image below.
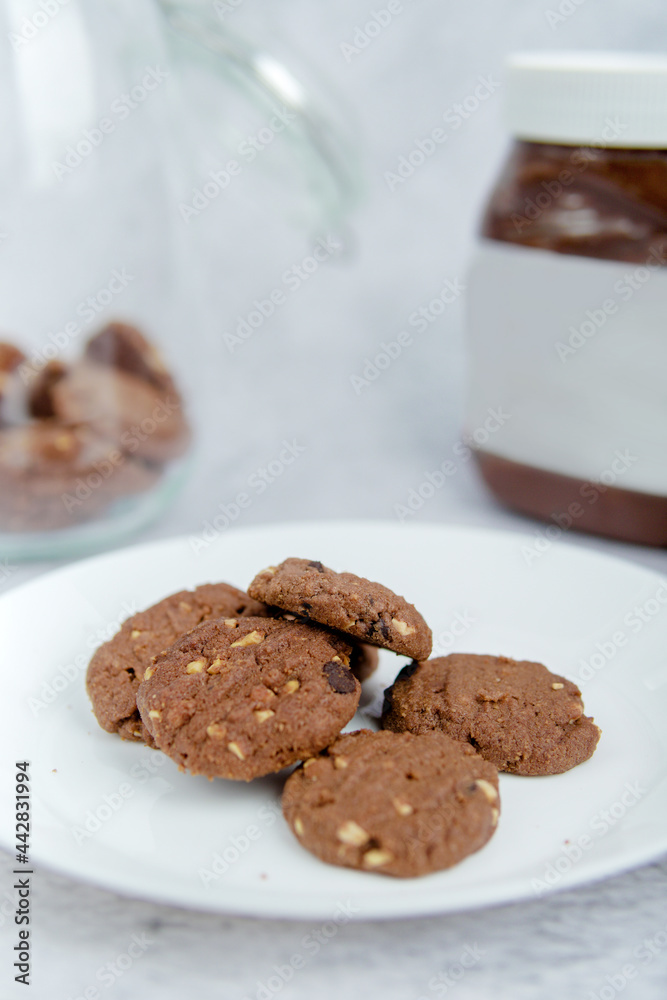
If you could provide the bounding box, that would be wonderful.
[466,52,667,546]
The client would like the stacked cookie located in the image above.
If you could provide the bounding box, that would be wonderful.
[86,582,267,745]
[0,323,189,532]
[86,557,600,879]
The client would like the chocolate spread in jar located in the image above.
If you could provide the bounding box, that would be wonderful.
[466,54,667,547]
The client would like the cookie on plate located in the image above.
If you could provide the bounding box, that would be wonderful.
[248,558,432,660]
[270,610,379,683]
[86,583,269,744]
[136,617,360,780]
[282,729,499,878]
[349,642,379,683]
[381,654,601,775]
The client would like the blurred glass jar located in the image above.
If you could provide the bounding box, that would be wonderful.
[466,53,667,547]
[0,0,357,559]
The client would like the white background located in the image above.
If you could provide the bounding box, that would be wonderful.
[2,0,667,997]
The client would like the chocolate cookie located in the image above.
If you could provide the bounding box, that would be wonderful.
[248,558,432,660]
[28,361,68,419]
[0,422,158,532]
[382,654,601,775]
[268,610,379,683]
[52,361,189,465]
[84,323,176,394]
[0,342,25,373]
[87,583,269,744]
[350,643,379,683]
[0,341,27,426]
[136,617,360,780]
[283,729,499,878]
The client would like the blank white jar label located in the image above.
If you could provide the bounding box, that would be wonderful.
[465,240,667,496]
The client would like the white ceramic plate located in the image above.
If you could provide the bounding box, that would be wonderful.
[2,521,666,920]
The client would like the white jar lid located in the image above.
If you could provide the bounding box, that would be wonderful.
[506,51,667,148]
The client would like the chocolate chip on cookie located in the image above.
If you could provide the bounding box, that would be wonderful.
[136,617,360,780]
[248,558,432,660]
[283,729,500,877]
[381,653,601,775]
[86,583,269,744]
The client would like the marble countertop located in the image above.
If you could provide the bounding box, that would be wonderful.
[3,0,667,997]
